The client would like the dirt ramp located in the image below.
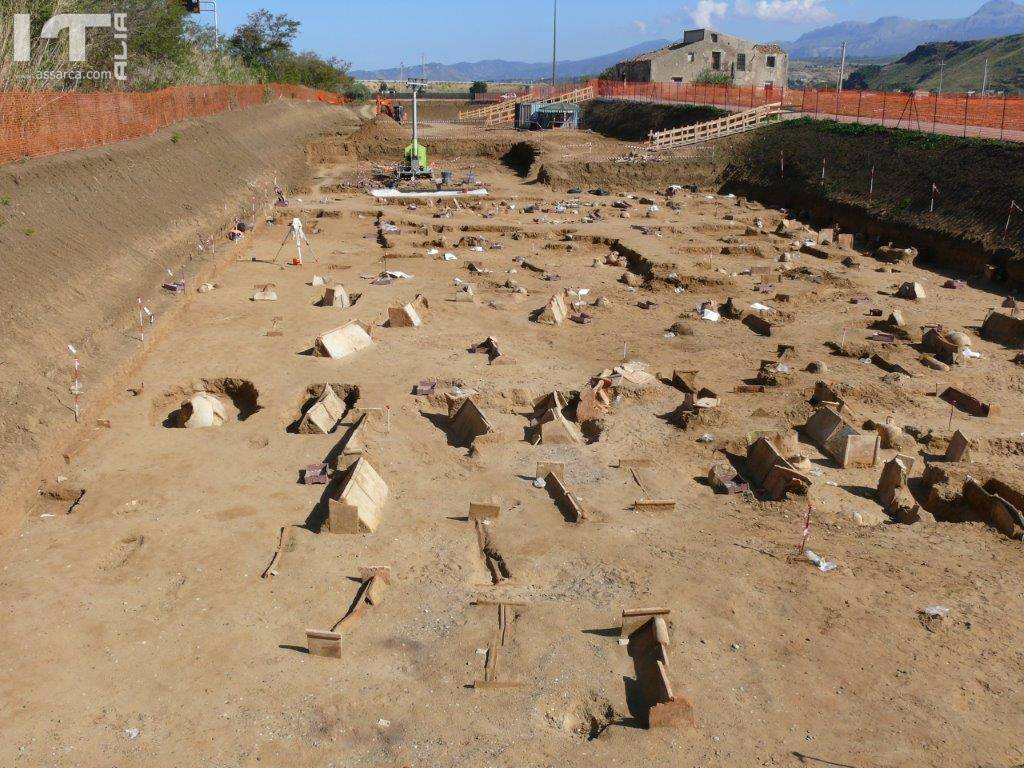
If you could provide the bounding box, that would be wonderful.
[349,112,408,144]
[0,100,361,526]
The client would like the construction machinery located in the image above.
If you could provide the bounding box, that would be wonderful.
[375,93,404,123]
[373,79,434,189]
[369,79,487,198]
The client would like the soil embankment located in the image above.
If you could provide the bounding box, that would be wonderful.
[721,119,1024,281]
[535,99,732,190]
[536,153,728,191]
[581,98,727,141]
[0,100,364,526]
[311,113,542,170]
[395,98,473,122]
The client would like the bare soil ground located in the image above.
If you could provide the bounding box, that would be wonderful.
[1,116,1023,768]
[0,100,368,523]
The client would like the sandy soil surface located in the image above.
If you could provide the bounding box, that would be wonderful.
[0,101,366,523]
[2,117,1023,768]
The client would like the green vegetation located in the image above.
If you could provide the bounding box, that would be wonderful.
[341,81,372,101]
[0,1,356,93]
[844,35,1024,93]
[226,9,352,90]
[469,80,488,95]
[779,116,1015,150]
[694,69,733,86]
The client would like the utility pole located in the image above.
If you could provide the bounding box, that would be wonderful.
[551,0,558,89]
[199,0,218,41]
[938,59,945,95]
[981,57,989,96]
[837,41,847,93]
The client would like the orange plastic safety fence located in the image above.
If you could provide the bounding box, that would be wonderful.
[588,79,1024,142]
[0,84,346,166]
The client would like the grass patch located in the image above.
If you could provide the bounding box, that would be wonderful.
[778,117,1015,150]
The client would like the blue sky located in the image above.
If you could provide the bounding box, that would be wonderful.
[204,0,994,69]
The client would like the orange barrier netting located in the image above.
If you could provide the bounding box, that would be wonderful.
[588,79,1024,141]
[0,84,346,165]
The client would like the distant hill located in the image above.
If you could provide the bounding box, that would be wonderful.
[845,34,1024,92]
[788,0,1024,58]
[351,40,670,83]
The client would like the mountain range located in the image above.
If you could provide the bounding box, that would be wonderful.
[787,0,1024,58]
[351,0,1024,83]
[845,33,1024,93]
[350,40,669,82]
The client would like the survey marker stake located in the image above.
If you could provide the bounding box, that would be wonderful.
[68,344,81,422]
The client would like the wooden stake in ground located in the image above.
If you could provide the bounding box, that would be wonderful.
[1004,200,1021,240]
[262,526,293,578]
[930,183,939,213]
[68,344,81,423]
[798,501,812,555]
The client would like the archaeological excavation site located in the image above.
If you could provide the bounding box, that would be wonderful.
[2,88,1024,768]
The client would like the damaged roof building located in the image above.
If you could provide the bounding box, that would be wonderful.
[612,29,788,90]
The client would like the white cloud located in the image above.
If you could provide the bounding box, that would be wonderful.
[735,0,832,22]
[692,0,728,28]
[633,20,649,33]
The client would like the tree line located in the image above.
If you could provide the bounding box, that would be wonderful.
[0,0,368,96]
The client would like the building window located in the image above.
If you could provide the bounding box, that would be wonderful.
[711,33,718,43]
[712,51,721,70]
[687,52,695,63]
[736,53,746,71]
[766,55,776,68]
[672,77,683,83]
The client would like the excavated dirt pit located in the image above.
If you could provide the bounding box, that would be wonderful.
[156,377,261,428]
[3,114,1024,768]
[287,383,360,433]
